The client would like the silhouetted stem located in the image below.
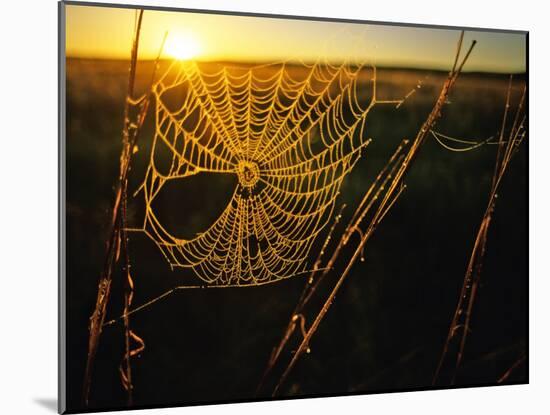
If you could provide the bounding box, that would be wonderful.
[82,10,145,406]
[433,77,526,385]
[272,32,476,397]
[255,140,408,396]
[497,354,526,383]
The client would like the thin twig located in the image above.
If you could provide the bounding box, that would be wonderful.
[432,77,527,386]
[255,140,408,396]
[271,32,476,397]
[497,354,526,383]
[81,9,165,406]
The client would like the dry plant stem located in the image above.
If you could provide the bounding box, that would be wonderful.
[255,205,345,395]
[82,10,148,406]
[271,33,476,397]
[300,143,408,309]
[497,354,526,383]
[120,196,133,405]
[119,183,145,405]
[119,27,166,408]
[255,141,408,395]
[432,77,526,386]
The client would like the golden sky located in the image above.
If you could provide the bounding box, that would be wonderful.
[65,3,526,73]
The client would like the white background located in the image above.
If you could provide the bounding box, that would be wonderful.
[0,0,547,414]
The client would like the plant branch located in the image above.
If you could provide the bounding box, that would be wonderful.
[82,9,154,406]
[432,77,527,386]
[271,32,476,397]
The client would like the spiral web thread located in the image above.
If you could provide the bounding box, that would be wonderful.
[134,58,400,286]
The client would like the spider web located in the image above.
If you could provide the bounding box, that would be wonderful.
[135,58,397,286]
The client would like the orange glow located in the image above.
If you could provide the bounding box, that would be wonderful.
[65,4,526,73]
[164,33,202,60]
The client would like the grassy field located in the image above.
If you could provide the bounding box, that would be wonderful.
[65,58,527,410]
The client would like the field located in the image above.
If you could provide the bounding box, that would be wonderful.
[65,57,527,411]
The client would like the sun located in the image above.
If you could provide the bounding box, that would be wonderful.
[164,33,202,60]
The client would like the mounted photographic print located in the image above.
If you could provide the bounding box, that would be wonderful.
[58,1,528,413]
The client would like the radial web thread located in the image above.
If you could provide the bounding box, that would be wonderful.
[135,59,398,286]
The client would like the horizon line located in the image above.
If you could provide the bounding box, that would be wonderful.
[65,55,527,75]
